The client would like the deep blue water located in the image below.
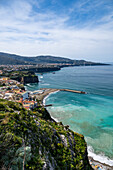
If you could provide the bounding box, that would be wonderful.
[26,65,113,165]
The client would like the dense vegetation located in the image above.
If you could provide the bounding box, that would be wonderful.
[1,71,39,84]
[2,70,34,78]
[0,99,92,169]
[0,52,108,65]
[0,54,30,65]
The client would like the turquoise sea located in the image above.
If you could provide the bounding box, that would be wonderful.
[26,65,113,165]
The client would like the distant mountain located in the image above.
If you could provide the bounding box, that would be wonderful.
[0,52,76,64]
[0,52,109,66]
[0,52,31,65]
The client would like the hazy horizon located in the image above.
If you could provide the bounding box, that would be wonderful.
[0,0,113,62]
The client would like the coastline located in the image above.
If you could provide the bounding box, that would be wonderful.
[41,90,113,170]
[43,90,60,106]
[37,88,60,104]
[1,66,113,169]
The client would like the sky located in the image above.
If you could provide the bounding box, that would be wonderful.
[0,0,113,62]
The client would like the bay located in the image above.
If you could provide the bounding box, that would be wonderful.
[26,65,113,165]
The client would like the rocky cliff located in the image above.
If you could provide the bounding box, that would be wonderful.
[22,66,61,73]
[8,71,39,84]
[21,75,39,84]
[0,99,92,169]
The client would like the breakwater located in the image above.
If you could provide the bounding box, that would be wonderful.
[33,88,86,104]
[41,88,86,94]
[60,89,86,94]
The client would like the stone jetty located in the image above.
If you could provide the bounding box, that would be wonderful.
[35,88,86,104]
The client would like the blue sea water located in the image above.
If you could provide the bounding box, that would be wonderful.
[26,65,113,165]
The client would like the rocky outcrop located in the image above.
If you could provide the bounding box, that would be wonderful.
[0,99,92,170]
[9,71,39,84]
[21,75,39,84]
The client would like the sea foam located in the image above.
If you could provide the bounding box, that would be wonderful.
[43,90,60,105]
[88,146,113,166]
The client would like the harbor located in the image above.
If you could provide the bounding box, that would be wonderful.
[33,88,86,104]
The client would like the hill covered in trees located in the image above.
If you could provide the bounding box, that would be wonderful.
[0,52,108,66]
[0,54,30,65]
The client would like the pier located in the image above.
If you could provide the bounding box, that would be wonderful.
[60,89,86,94]
[34,88,86,104]
[40,88,86,94]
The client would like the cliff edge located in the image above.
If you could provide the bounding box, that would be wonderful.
[0,99,92,169]
[7,71,39,84]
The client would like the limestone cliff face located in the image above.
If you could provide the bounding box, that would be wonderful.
[21,75,39,84]
[9,71,39,84]
[0,100,92,170]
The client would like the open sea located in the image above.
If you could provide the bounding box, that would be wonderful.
[26,65,113,166]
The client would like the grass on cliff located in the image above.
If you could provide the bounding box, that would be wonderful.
[0,99,92,170]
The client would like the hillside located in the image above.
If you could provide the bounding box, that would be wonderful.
[0,52,75,64]
[0,55,30,65]
[0,53,29,65]
[0,52,108,66]
[0,99,92,169]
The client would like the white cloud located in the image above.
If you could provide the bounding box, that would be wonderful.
[0,0,113,62]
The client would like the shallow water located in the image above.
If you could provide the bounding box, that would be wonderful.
[26,65,113,165]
